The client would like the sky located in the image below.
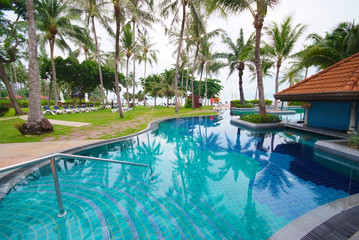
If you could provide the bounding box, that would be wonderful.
[6,0,359,103]
[117,0,359,103]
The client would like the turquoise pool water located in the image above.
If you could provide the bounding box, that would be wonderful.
[1,111,359,239]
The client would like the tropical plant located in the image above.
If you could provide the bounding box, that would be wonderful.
[216,0,281,117]
[159,69,176,107]
[137,29,159,105]
[280,63,303,87]
[76,0,114,109]
[264,16,307,109]
[215,29,254,105]
[121,23,136,107]
[141,73,162,106]
[0,2,26,115]
[22,0,53,134]
[299,21,359,70]
[36,0,90,106]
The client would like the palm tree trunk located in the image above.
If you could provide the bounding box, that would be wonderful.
[254,16,266,117]
[185,42,190,95]
[132,21,136,108]
[173,2,187,112]
[49,40,58,106]
[274,62,281,110]
[144,59,147,106]
[114,4,124,118]
[0,60,25,115]
[154,95,157,107]
[13,64,18,95]
[305,67,308,79]
[191,43,199,109]
[239,69,245,105]
[198,65,204,97]
[126,57,130,106]
[204,71,208,106]
[92,16,105,110]
[24,0,53,134]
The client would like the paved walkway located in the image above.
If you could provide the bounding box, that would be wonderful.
[19,115,92,127]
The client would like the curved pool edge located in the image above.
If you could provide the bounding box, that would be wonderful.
[269,193,359,240]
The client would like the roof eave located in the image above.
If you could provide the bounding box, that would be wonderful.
[274,91,359,101]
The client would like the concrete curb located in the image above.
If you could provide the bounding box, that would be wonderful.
[315,139,359,163]
[230,118,285,130]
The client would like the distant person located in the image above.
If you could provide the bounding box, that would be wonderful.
[210,97,214,109]
[199,96,203,110]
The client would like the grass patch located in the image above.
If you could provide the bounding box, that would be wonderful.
[0,106,216,143]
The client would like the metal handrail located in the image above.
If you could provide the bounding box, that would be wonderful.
[1,153,150,217]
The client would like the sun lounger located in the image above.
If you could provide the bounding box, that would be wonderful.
[81,104,92,112]
[69,105,82,113]
[89,104,98,111]
[63,105,75,113]
[53,105,66,114]
[77,104,90,112]
[42,106,57,115]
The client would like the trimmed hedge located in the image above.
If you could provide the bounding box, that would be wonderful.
[0,106,10,117]
[288,101,302,106]
[240,113,281,123]
[231,99,272,108]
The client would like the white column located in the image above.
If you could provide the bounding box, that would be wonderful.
[348,102,357,134]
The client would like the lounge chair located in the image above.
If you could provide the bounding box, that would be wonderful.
[77,104,90,112]
[53,105,66,114]
[69,105,82,113]
[89,104,98,111]
[42,106,57,115]
[81,104,92,112]
[63,105,75,113]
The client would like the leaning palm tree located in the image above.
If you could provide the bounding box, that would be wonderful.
[280,64,303,87]
[215,29,254,105]
[76,0,114,109]
[216,0,281,116]
[264,16,307,109]
[36,0,90,106]
[137,29,159,105]
[23,0,53,134]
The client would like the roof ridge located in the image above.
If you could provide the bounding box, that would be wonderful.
[277,52,359,95]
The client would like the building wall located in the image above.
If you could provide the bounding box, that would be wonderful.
[307,102,351,131]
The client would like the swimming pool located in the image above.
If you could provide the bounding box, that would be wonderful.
[1,111,359,239]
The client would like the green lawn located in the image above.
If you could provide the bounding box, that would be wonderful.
[0,106,215,143]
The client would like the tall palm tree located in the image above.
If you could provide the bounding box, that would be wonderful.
[76,0,114,109]
[24,0,53,134]
[137,29,159,105]
[216,0,280,116]
[36,0,90,106]
[112,0,136,118]
[141,73,162,106]
[215,29,254,105]
[121,23,136,107]
[160,0,207,112]
[129,0,158,107]
[264,16,307,109]
[159,69,176,107]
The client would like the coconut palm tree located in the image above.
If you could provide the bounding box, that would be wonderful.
[160,0,208,112]
[141,73,162,106]
[137,29,159,105]
[23,0,53,134]
[280,63,303,87]
[121,23,136,107]
[215,29,254,105]
[112,0,136,117]
[36,0,90,106]
[76,0,114,109]
[299,21,359,70]
[216,0,280,116]
[264,16,307,109]
[159,69,176,107]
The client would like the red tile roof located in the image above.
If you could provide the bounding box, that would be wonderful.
[276,52,359,97]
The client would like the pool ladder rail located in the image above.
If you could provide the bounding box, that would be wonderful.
[0,153,150,218]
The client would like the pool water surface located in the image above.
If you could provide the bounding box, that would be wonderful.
[1,111,359,239]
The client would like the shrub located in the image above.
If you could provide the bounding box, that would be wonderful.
[240,113,281,123]
[348,134,359,149]
[0,106,9,117]
[184,98,192,108]
[231,100,254,108]
[265,99,272,106]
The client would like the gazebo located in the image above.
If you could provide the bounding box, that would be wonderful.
[274,52,359,133]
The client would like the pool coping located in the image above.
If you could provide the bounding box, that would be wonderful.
[315,139,359,163]
[269,193,359,240]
